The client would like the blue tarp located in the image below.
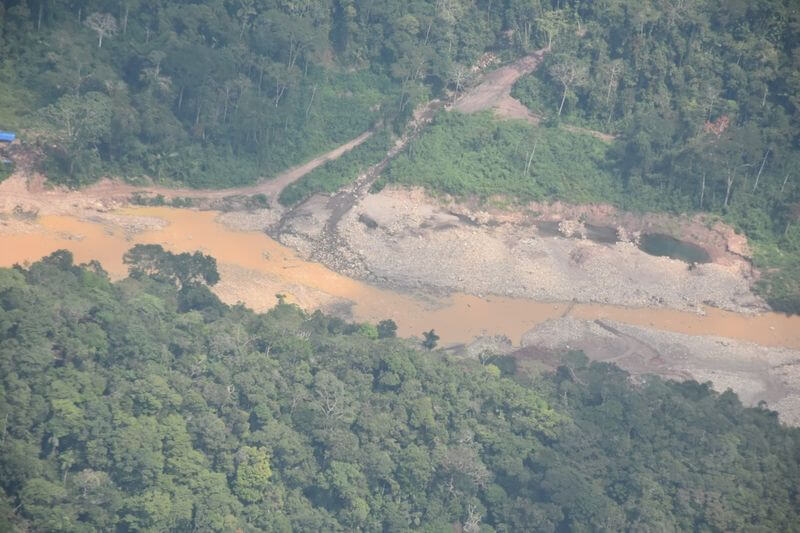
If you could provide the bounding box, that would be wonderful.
[0,132,16,142]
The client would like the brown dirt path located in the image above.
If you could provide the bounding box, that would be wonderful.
[0,128,375,211]
[271,51,553,260]
[2,49,550,212]
[86,128,376,200]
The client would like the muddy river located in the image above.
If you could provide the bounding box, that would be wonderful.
[2,206,799,349]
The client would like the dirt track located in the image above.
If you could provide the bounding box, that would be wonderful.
[453,47,615,142]
[47,129,372,199]
[0,49,548,214]
[0,128,377,222]
[270,50,553,264]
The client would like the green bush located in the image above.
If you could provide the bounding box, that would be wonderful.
[0,160,13,182]
[382,112,620,204]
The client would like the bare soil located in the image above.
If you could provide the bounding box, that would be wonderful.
[0,128,374,215]
[453,50,548,113]
[452,46,616,142]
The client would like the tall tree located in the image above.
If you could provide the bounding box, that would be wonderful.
[549,58,588,116]
[39,92,113,178]
[84,12,118,48]
[536,9,568,50]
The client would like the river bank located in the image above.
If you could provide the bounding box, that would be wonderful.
[2,203,797,348]
[2,204,800,422]
[516,317,800,425]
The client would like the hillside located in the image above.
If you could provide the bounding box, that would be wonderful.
[2,3,800,530]
[2,2,798,313]
[1,252,799,531]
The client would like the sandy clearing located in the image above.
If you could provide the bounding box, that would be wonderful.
[454,50,548,113]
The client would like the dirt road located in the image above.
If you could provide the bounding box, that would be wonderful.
[91,129,376,200]
[274,50,553,268]
[450,46,616,143]
[0,127,377,219]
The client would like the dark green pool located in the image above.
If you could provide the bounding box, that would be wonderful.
[638,233,711,264]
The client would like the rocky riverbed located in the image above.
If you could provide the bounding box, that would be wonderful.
[273,186,764,314]
[515,317,800,425]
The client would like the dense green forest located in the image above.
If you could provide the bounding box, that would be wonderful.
[1,251,800,531]
[0,0,506,187]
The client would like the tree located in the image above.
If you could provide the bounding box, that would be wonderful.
[602,60,624,107]
[536,9,568,50]
[84,13,117,48]
[785,203,800,236]
[123,244,219,288]
[119,0,141,35]
[377,319,398,339]
[422,329,439,350]
[602,59,624,126]
[233,446,272,503]
[448,64,472,103]
[313,370,353,424]
[752,148,770,192]
[39,92,113,179]
[236,0,257,39]
[19,478,75,530]
[140,51,171,97]
[549,59,588,116]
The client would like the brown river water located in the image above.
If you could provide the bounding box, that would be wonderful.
[2,206,799,349]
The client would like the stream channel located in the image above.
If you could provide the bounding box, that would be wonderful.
[2,206,799,349]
